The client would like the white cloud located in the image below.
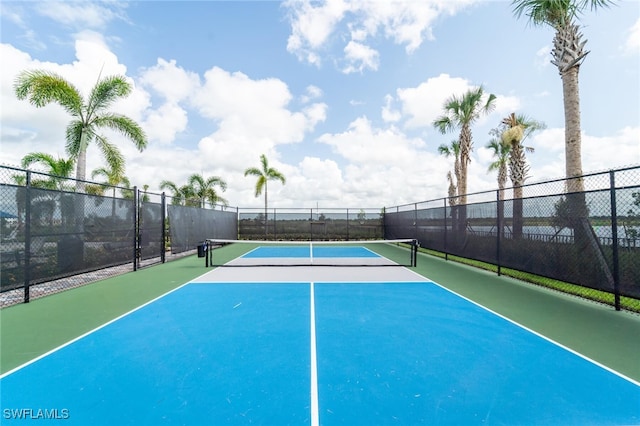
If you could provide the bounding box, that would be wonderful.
[193,67,326,148]
[142,102,188,145]
[342,40,379,73]
[396,73,472,129]
[523,126,640,183]
[34,1,128,29]
[301,85,323,103]
[381,94,401,123]
[284,157,345,204]
[139,58,200,104]
[582,126,640,171]
[535,45,551,69]
[316,116,448,205]
[285,0,349,66]
[624,17,640,55]
[284,0,479,71]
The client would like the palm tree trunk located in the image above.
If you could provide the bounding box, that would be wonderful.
[75,129,89,192]
[562,64,590,252]
[513,186,523,239]
[457,125,472,241]
[562,67,585,195]
[264,183,268,239]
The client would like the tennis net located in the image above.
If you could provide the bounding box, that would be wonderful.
[202,239,418,268]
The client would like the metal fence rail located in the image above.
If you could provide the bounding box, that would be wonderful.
[384,166,640,312]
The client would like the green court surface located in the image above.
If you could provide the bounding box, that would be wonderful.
[1,244,639,384]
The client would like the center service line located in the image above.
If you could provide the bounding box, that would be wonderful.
[310,282,319,426]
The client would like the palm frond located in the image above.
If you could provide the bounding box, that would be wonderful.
[92,114,147,151]
[14,70,83,117]
[94,135,125,177]
[86,75,131,120]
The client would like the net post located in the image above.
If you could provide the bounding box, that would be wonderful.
[205,240,209,268]
[412,239,418,267]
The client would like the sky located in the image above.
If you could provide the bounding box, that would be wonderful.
[1,0,639,209]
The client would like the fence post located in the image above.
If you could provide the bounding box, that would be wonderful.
[496,189,502,276]
[609,171,621,311]
[24,170,32,303]
[346,208,350,241]
[161,192,166,263]
[273,208,277,240]
[133,186,138,272]
[414,203,418,240]
[443,198,448,261]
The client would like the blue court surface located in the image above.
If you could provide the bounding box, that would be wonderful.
[243,246,379,258]
[1,281,639,425]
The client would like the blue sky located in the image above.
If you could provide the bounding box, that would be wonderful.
[1,0,639,209]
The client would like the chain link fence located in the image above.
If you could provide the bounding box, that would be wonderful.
[238,208,384,240]
[0,166,236,306]
[3,163,638,313]
[385,165,640,313]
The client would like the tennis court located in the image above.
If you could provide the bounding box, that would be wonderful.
[1,241,639,425]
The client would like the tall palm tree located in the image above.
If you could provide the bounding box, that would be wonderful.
[500,113,543,196]
[486,137,511,239]
[486,138,510,202]
[188,173,228,208]
[244,154,286,235]
[433,86,496,205]
[21,152,75,190]
[500,112,544,238]
[437,139,461,205]
[511,0,615,210]
[14,70,147,191]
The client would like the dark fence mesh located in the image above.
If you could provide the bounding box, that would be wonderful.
[139,200,163,263]
[0,167,136,297]
[385,166,640,312]
[1,166,179,305]
[238,208,383,240]
[167,205,237,254]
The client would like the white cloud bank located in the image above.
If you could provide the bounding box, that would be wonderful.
[284,0,479,73]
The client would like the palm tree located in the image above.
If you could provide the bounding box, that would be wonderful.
[486,137,511,239]
[91,165,131,225]
[159,180,185,206]
[437,139,461,206]
[446,172,457,208]
[21,152,75,190]
[511,0,616,221]
[244,154,286,237]
[14,70,147,192]
[434,87,496,238]
[188,173,228,208]
[91,165,131,199]
[21,152,76,227]
[486,138,510,201]
[500,113,542,193]
[433,86,496,206]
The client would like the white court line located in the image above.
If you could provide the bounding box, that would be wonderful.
[310,282,319,426]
